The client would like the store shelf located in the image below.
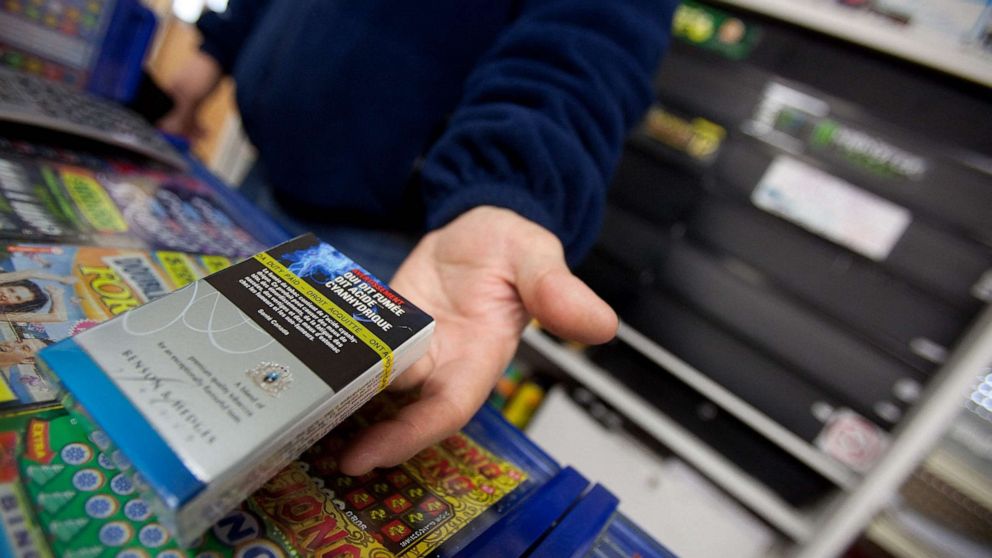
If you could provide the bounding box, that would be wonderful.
[616,322,858,489]
[522,326,817,541]
[716,0,992,87]
[925,448,992,514]
[866,514,935,558]
[794,306,992,558]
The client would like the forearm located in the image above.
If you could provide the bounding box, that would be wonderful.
[158,49,224,136]
[420,0,678,265]
[173,0,268,112]
[167,50,224,108]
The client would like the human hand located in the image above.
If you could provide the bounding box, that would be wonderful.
[338,206,618,475]
[156,51,223,139]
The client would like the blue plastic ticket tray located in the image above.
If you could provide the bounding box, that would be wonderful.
[0,0,155,101]
[529,483,619,558]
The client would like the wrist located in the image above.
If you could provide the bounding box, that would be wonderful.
[427,205,565,264]
[423,182,557,243]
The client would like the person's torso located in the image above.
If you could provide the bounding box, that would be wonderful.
[232,0,519,224]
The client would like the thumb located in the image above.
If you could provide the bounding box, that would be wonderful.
[513,237,617,345]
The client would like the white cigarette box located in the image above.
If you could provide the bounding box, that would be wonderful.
[39,234,434,544]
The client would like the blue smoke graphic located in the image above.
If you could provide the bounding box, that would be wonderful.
[281,243,362,282]
[352,305,379,323]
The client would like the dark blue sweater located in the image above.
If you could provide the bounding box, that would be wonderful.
[198,0,676,263]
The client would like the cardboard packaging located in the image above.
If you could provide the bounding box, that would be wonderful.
[38,234,435,544]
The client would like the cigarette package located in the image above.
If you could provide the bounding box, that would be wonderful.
[35,234,435,544]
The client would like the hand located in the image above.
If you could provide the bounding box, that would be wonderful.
[338,206,618,475]
[156,51,224,139]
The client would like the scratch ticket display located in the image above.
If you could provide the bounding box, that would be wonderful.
[9,409,293,557]
[96,168,267,257]
[251,393,533,557]
[0,243,231,410]
[0,137,119,175]
[0,406,61,558]
[0,154,267,256]
[40,235,435,544]
[2,393,558,557]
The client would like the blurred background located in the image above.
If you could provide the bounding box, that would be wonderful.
[146,1,992,556]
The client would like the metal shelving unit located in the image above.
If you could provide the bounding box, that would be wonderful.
[616,324,858,489]
[794,307,992,558]
[517,2,991,555]
[865,514,935,558]
[716,0,992,87]
[924,447,992,514]
[863,442,992,557]
[522,327,823,541]
[522,305,992,557]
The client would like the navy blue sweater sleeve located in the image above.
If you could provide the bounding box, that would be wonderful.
[419,0,677,264]
[196,0,271,73]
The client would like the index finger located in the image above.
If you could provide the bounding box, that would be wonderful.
[337,386,475,476]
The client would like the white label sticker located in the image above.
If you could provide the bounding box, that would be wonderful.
[815,409,889,473]
[752,157,912,260]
